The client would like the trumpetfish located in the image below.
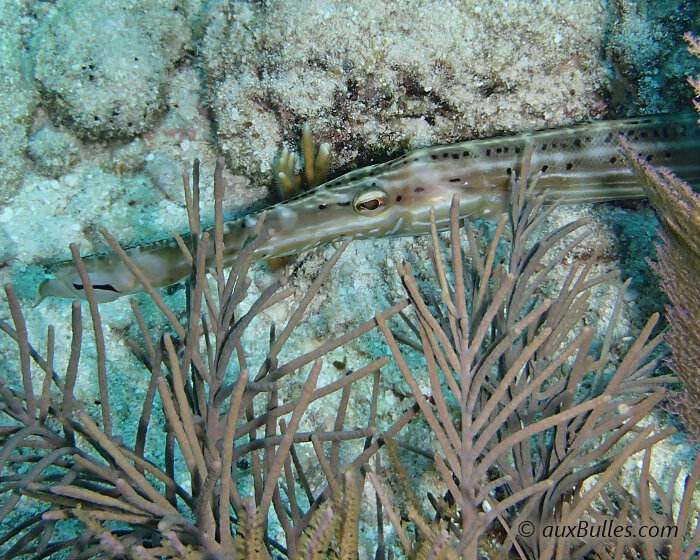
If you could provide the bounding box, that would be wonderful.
[38,112,700,303]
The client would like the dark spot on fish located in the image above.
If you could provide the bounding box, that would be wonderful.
[645,154,653,162]
[585,136,591,143]
[541,165,548,173]
[665,151,671,158]
[463,150,470,157]
[396,195,402,202]
[506,168,512,176]
[431,154,438,160]
[609,156,617,164]
[319,203,328,210]
[73,282,119,293]
[604,133,612,143]
[452,153,459,159]
[566,162,573,170]
[541,144,547,151]
[486,149,491,156]
[514,146,520,153]
[415,187,425,192]
[496,147,502,154]
[503,146,509,153]
[573,139,581,147]
[442,152,449,158]
[449,177,461,183]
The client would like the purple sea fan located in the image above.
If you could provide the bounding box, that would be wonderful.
[618,32,700,442]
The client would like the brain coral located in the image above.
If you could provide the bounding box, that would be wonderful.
[31,0,190,140]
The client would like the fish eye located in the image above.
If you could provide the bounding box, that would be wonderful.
[352,188,389,216]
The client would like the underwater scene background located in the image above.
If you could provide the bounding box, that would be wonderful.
[0,1,699,558]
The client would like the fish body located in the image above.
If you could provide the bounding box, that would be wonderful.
[39,113,700,302]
